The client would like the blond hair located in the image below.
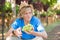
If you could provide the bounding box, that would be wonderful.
[17,5,34,18]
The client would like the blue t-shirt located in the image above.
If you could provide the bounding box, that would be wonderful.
[11,16,45,39]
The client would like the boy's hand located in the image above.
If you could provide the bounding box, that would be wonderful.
[13,30,22,37]
[13,28,22,37]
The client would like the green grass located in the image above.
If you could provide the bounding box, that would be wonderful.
[45,20,60,32]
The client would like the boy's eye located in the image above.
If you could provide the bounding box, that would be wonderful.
[23,13,27,15]
[25,12,29,14]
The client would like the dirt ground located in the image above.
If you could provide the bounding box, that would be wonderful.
[45,25,60,40]
[0,25,60,40]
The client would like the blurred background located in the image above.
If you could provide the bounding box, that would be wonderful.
[0,0,60,40]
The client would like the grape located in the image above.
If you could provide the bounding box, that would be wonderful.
[22,24,33,31]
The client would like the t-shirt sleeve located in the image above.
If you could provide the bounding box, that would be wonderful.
[11,19,21,30]
[36,19,45,32]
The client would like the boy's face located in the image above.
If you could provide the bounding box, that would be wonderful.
[23,8,32,21]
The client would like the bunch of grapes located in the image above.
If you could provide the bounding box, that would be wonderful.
[22,24,33,31]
